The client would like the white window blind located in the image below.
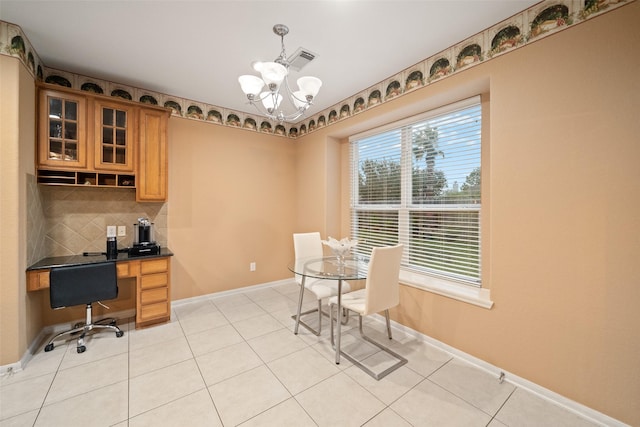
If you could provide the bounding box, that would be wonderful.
[350,97,482,285]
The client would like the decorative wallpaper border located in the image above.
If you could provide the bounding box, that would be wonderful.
[0,0,633,139]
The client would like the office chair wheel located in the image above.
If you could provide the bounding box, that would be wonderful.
[116,331,124,338]
[44,343,54,352]
[77,345,86,353]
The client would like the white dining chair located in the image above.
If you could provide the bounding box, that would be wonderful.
[329,244,407,380]
[292,232,351,336]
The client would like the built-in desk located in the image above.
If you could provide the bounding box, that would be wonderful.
[27,248,173,328]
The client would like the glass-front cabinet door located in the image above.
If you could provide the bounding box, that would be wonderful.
[95,100,135,171]
[38,90,87,168]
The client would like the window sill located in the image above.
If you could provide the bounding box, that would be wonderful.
[399,269,494,309]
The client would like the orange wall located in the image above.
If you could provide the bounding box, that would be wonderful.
[295,4,640,424]
[0,56,40,365]
[482,8,640,421]
[167,118,296,300]
[293,132,328,233]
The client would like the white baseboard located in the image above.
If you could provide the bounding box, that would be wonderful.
[171,278,294,308]
[370,315,628,427]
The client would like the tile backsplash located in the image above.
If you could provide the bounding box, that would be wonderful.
[36,184,167,258]
[27,174,46,265]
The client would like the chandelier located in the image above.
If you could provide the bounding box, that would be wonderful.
[238,24,322,123]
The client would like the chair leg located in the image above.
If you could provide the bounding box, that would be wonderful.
[292,285,347,336]
[385,309,392,339]
[337,310,407,380]
[44,324,88,352]
[329,302,335,346]
[316,300,323,335]
[293,277,306,335]
[44,303,123,353]
[292,277,327,336]
[331,303,355,347]
[342,308,350,325]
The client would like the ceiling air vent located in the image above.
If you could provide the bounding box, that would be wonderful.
[287,48,317,72]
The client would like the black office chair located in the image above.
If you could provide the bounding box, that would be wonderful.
[44,262,124,353]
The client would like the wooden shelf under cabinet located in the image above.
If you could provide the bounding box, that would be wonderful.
[37,169,135,188]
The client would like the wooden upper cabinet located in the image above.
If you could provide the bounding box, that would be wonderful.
[137,107,169,202]
[94,100,135,172]
[38,89,87,169]
[36,84,170,201]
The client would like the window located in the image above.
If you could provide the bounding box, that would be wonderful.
[350,97,482,286]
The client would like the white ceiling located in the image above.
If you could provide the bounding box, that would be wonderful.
[1,1,538,117]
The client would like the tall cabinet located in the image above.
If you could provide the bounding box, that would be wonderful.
[36,83,170,202]
[137,108,168,202]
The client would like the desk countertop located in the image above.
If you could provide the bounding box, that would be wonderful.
[27,247,174,271]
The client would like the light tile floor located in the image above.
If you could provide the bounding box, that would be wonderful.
[0,282,600,427]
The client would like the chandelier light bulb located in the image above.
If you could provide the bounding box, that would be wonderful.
[255,62,287,88]
[291,90,307,109]
[238,75,265,97]
[260,92,283,111]
[297,76,322,98]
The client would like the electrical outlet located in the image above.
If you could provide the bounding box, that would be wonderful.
[117,225,126,237]
[106,226,116,238]
[250,262,256,272]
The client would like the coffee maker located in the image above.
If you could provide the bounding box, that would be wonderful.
[129,217,161,257]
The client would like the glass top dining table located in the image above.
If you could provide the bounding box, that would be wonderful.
[288,255,369,364]
[288,255,369,282]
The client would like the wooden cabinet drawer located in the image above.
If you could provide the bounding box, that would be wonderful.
[116,262,131,278]
[140,301,169,320]
[140,287,168,305]
[27,270,50,291]
[140,258,168,274]
[140,272,168,290]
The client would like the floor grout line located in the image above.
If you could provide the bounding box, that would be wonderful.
[1,285,601,427]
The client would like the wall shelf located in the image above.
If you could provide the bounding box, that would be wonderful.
[37,169,135,188]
